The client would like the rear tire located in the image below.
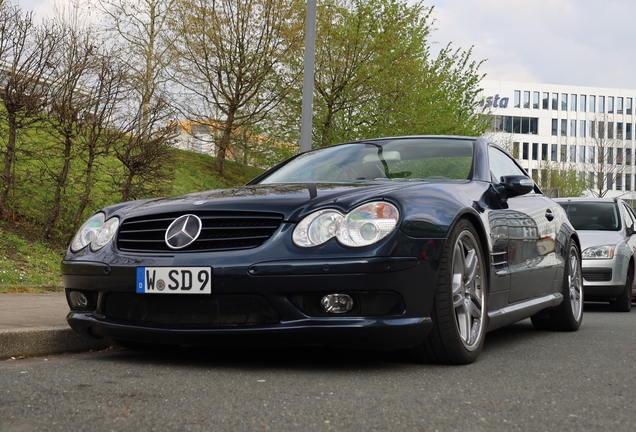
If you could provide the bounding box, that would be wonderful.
[531,238,583,331]
[610,265,633,312]
[414,219,488,364]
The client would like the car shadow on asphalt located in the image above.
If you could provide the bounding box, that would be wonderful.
[95,301,634,369]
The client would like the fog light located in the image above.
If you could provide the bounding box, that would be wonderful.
[69,291,89,309]
[321,294,353,313]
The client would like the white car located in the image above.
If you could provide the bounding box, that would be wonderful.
[555,197,636,312]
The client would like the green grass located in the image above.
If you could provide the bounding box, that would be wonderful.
[0,221,66,292]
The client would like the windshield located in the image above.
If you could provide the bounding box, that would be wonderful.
[259,138,474,184]
[558,202,620,231]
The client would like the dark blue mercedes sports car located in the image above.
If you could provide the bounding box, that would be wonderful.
[63,136,583,364]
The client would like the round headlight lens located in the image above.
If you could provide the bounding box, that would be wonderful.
[90,217,120,251]
[293,210,344,247]
[70,213,105,252]
[338,202,399,247]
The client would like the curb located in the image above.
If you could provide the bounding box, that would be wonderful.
[0,326,114,360]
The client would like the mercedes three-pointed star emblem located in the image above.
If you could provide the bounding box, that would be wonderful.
[165,214,202,249]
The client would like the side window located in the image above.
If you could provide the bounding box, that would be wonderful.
[488,146,528,182]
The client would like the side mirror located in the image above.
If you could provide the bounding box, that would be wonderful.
[495,175,534,200]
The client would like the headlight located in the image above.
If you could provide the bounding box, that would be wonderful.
[70,212,120,252]
[582,245,615,259]
[293,202,399,248]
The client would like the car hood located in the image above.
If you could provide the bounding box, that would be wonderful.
[107,183,423,222]
[576,230,625,251]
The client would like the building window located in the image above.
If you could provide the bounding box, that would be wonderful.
[608,122,614,139]
[524,91,530,109]
[627,98,633,115]
[579,146,585,163]
[542,143,548,161]
[570,94,577,112]
[561,93,568,110]
[590,95,596,112]
[552,119,558,136]
[521,117,530,134]
[513,117,521,133]
[617,122,623,140]
[626,175,632,191]
[627,123,632,140]
[588,172,595,189]
[616,174,622,191]
[530,118,538,134]
[533,92,539,109]
[551,144,558,161]
[617,147,623,165]
[514,90,521,108]
[523,142,529,159]
[570,119,576,137]
[542,92,549,109]
[561,119,567,137]
[608,96,614,114]
[607,173,613,190]
[580,120,586,138]
[627,148,632,165]
[570,146,576,162]
[552,93,558,110]
[608,147,613,164]
[532,143,538,160]
[512,142,520,159]
[561,145,567,162]
[618,97,624,114]
[580,95,586,112]
[588,146,595,164]
[599,96,605,113]
[591,121,596,138]
[599,121,605,139]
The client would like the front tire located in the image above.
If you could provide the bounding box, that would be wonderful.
[415,219,488,364]
[531,238,583,331]
[610,265,633,312]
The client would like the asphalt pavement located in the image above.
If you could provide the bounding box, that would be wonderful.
[0,292,113,360]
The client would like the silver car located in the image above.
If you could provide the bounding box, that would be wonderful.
[555,197,636,312]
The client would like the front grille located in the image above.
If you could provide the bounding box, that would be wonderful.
[116,211,284,253]
[583,268,612,282]
[105,293,280,327]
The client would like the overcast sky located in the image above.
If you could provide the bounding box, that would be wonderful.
[15,0,636,90]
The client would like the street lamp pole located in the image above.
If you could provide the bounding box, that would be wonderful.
[299,0,316,153]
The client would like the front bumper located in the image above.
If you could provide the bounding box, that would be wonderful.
[582,257,626,298]
[63,256,436,350]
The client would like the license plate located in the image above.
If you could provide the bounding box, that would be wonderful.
[136,267,212,294]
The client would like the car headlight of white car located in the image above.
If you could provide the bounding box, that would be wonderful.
[581,244,615,259]
[71,212,120,252]
[293,202,399,248]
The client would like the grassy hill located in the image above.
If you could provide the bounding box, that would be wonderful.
[0,149,264,292]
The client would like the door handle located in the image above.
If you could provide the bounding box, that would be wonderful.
[545,209,554,221]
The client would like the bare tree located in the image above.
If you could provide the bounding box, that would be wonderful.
[110,102,176,202]
[35,4,133,238]
[94,0,178,139]
[0,5,59,216]
[173,0,303,175]
[483,129,518,157]
[585,114,628,197]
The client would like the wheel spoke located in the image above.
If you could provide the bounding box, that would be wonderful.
[463,249,478,285]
